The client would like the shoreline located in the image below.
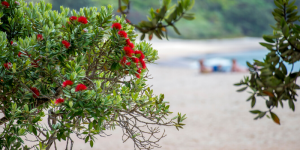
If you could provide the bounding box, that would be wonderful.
[140,37,265,60]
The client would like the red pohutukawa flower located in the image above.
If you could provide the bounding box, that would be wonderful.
[62,40,71,49]
[126,62,131,66]
[10,41,13,45]
[55,98,64,105]
[118,30,127,38]
[131,57,139,63]
[75,84,87,92]
[128,42,134,49]
[120,56,127,65]
[1,1,9,8]
[18,52,23,57]
[37,34,43,41]
[30,87,40,98]
[62,80,73,87]
[126,39,135,48]
[31,59,40,68]
[141,60,147,69]
[135,50,145,59]
[111,22,122,30]
[78,16,88,24]
[124,46,134,57]
[69,16,77,21]
[135,73,140,79]
[137,68,142,74]
[126,39,131,45]
[3,62,12,69]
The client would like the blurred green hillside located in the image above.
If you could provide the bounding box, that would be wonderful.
[29,0,300,39]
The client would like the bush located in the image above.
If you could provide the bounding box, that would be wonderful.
[0,0,186,149]
[236,0,300,125]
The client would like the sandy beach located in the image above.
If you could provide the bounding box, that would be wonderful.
[56,38,300,150]
[2,38,300,150]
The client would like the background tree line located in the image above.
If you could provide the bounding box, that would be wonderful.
[29,0,300,39]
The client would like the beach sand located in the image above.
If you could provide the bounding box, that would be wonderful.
[69,67,299,150]
[56,38,300,150]
[3,38,300,150]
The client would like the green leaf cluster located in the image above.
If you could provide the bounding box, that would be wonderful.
[235,0,300,125]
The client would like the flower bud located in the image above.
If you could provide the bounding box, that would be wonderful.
[12,42,18,47]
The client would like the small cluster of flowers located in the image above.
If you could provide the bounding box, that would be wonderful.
[55,80,87,104]
[62,40,71,49]
[3,62,12,70]
[1,1,9,8]
[29,80,87,105]
[1,1,20,8]
[62,80,87,92]
[30,87,40,98]
[69,16,88,24]
[111,22,147,78]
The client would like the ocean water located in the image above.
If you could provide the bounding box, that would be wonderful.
[155,49,300,72]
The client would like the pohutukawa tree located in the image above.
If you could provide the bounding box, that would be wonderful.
[0,0,193,149]
[235,0,300,125]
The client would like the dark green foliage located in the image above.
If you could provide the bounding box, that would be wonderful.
[235,0,300,125]
[34,0,300,39]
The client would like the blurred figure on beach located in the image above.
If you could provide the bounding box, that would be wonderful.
[199,59,223,73]
[200,59,249,73]
[231,59,248,72]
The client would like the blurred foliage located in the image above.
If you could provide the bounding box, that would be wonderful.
[28,0,300,39]
[235,0,300,125]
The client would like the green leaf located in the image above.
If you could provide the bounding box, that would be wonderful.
[120,6,127,11]
[85,136,89,143]
[288,99,295,111]
[259,42,274,49]
[111,62,118,71]
[237,87,247,92]
[88,123,93,130]
[270,111,280,125]
[234,82,242,86]
[280,62,287,75]
[172,25,181,35]
[282,23,290,37]
[262,35,275,43]
[140,33,145,40]
[12,63,16,73]
[32,116,41,123]
[90,140,94,147]
[274,0,284,9]
[246,62,253,68]
[163,0,172,6]
[250,110,261,114]
[24,104,29,111]
[32,126,37,135]
[182,15,195,20]
[254,111,266,120]
[251,96,256,108]
[18,128,26,135]
[69,101,73,108]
